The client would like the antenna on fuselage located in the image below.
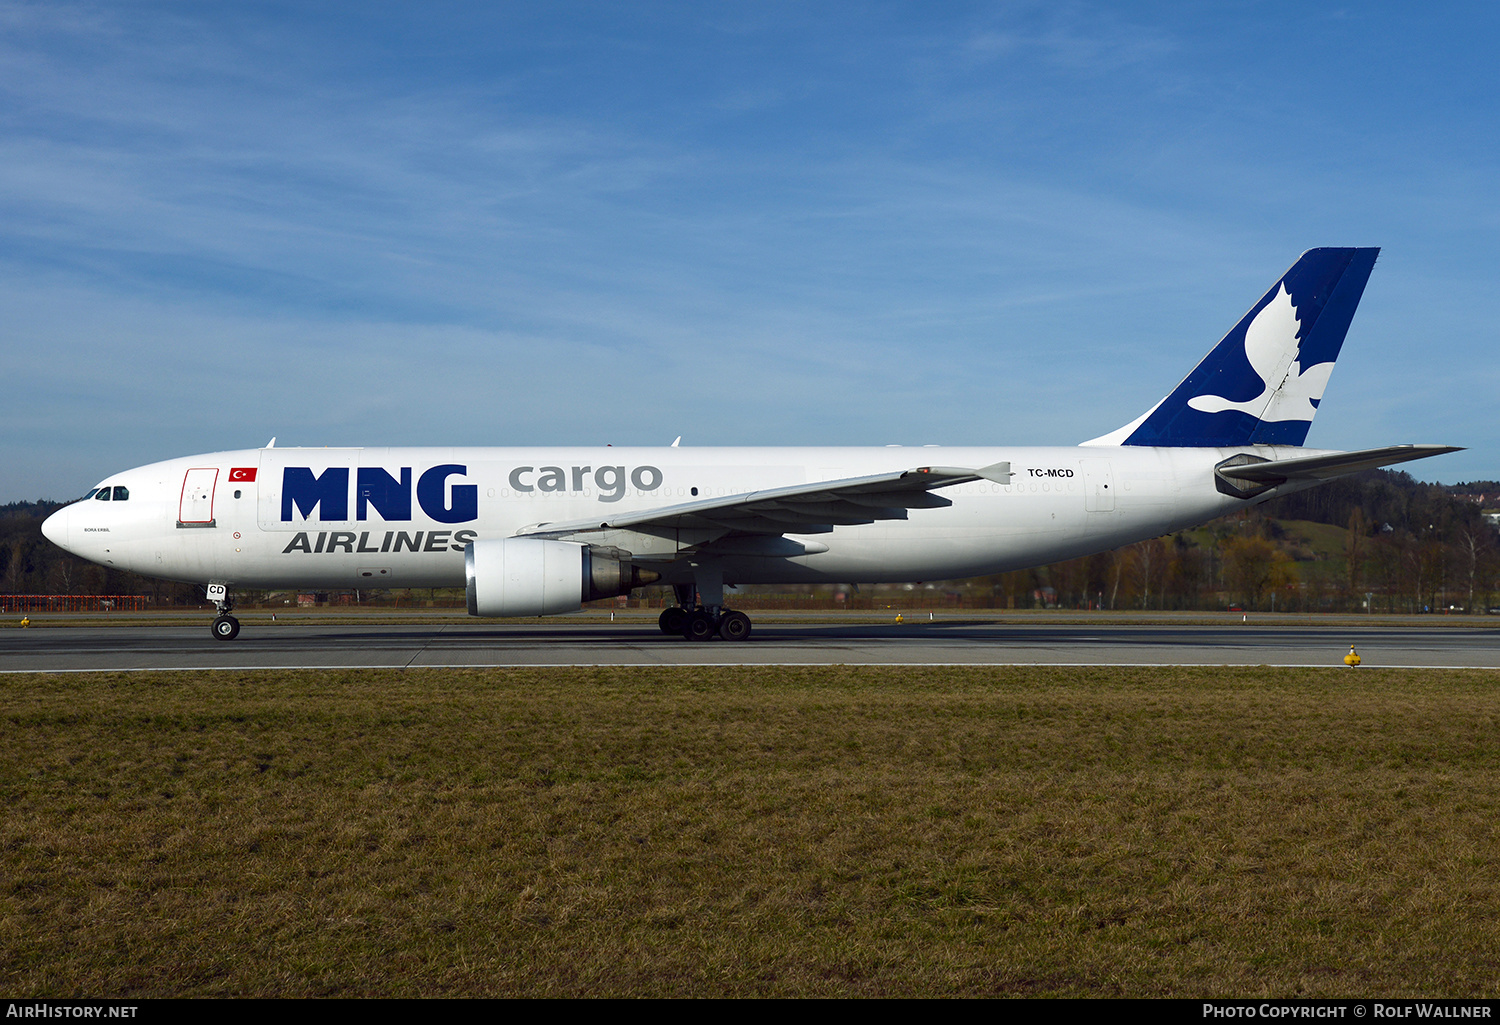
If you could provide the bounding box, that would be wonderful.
[265,437,277,448]
[671,436,681,447]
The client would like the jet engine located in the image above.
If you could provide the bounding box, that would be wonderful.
[465,538,659,617]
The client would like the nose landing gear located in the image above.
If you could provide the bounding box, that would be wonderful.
[207,583,240,641]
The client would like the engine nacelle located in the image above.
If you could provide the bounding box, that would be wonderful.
[465,538,659,617]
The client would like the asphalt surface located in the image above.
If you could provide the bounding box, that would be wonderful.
[5,617,1500,670]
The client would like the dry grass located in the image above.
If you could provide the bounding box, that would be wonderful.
[3,665,1499,997]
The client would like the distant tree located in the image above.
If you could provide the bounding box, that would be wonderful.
[1457,527,1495,613]
[1223,535,1296,610]
[1346,507,1368,604]
[2,536,32,593]
[1120,538,1169,610]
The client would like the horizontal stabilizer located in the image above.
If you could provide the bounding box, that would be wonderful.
[1213,445,1462,499]
[1217,444,1463,483]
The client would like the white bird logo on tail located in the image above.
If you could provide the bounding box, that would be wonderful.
[1187,283,1334,423]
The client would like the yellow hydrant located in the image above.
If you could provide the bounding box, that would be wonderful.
[1344,645,1361,667]
[20,616,30,628]
[895,613,904,624]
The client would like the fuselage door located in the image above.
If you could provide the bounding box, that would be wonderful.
[178,467,219,527]
[1081,459,1115,513]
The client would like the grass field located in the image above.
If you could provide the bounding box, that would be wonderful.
[4,665,1499,997]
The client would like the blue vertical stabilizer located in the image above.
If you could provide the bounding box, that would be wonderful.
[1084,248,1379,448]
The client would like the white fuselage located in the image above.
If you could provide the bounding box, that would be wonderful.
[42,443,1310,591]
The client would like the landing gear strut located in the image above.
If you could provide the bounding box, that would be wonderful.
[207,583,240,641]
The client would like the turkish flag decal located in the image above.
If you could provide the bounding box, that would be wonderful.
[229,467,257,482]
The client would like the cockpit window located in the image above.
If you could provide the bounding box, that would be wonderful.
[82,488,99,500]
[94,488,111,502]
[112,486,129,501]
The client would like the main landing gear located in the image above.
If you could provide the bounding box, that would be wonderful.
[207,583,240,641]
[658,605,752,642]
[657,574,752,642]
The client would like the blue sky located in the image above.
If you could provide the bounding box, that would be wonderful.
[3,1,1496,501]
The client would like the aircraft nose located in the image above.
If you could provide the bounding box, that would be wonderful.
[41,505,71,551]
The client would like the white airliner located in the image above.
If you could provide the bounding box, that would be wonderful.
[42,248,1458,641]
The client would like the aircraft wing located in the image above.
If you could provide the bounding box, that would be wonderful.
[1217,444,1463,485]
[516,461,1013,539]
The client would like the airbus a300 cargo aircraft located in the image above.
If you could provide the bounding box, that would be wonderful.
[42,248,1459,641]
